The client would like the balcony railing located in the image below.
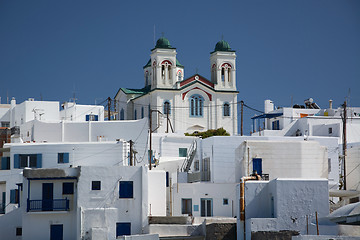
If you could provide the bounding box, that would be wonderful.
[27,199,69,212]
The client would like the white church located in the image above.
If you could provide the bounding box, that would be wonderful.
[115,37,238,135]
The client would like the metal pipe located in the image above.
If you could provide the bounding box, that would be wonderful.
[240,174,261,240]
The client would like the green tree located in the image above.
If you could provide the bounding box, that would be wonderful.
[185,127,230,139]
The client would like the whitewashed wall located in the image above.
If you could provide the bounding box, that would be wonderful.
[148,170,166,216]
[237,140,328,180]
[237,179,334,239]
[172,182,237,217]
[77,166,149,238]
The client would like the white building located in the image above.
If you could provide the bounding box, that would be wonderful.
[0,166,165,240]
[251,99,360,198]
[115,37,238,135]
[237,178,336,240]
[147,134,338,219]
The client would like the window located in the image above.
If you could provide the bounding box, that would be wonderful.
[181,198,192,215]
[16,227,22,236]
[120,109,124,120]
[14,154,42,169]
[1,157,10,170]
[190,95,203,117]
[194,160,199,171]
[328,127,333,134]
[92,181,101,190]
[134,110,137,120]
[116,222,131,237]
[201,158,210,181]
[10,189,19,204]
[166,172,169,187]
[272,120,280,130]
[141,107,144,119]
[119,181,133,198]
[58,153,69,164]
[163,101,171,115]
[328,158,331,173]
[161,65,165,79]
[252,158,263,175]
[85,114,98,121]
[1,122,10,128]
[63,182,74,195]
[223,198,228,205]
[223,103,230,116]
[178,72,182,81]
[221,68,225,82]
[179,148,187,157]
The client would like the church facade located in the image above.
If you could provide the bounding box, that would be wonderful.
[114,37,238,135]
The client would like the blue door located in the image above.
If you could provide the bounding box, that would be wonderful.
[253,158,262,175]
[42,183,53,211]
[50,224,63,240]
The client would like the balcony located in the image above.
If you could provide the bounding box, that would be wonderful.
[27,199,69,212]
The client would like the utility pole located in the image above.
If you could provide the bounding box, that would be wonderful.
[113,99,117,120]
[342,101,347,190]
[129,140,133,166]
[241,101,244,136]
[149,109,162,170]
[107,97,111,121]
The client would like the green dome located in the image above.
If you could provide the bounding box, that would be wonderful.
[214,40,232,52]
[155,37,172,49]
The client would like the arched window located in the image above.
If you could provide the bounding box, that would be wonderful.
[190,95,204,117]
[168,65,171,79]
[221,68,225,82]
[161,65,165,79]
[145,72,149,86]
[223,103,230,116]
[141,107,144,118]
[120,109,124,120]
[163,101,171,115]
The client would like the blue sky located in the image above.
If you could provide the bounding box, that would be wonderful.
[0,0,359,134]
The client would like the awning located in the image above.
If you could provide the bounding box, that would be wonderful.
[251,113,283,120]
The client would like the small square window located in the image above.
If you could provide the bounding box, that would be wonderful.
[116,222,131,237]
[223,198,228,205]
[119,181,133,198]
[328,127,333,134]
[179,148,187,157]
[58,153,69,164]
[16,227,22,236]
[63,182,74,194]
[92,181,101,190]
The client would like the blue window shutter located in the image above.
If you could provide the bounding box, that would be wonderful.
[1,157,6,170]
[86,115,89,121]
[36,154,42,168]
[10,189,16,203]
[119,181,133,198]
[63,153,69,163]
[116,222,131,237]
[14,154,20,169]
[95,115,98,121]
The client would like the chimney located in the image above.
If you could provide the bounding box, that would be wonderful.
[329,99,333,109]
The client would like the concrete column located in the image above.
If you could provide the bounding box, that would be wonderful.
[217,69,221,87]
[231,69,236,89]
